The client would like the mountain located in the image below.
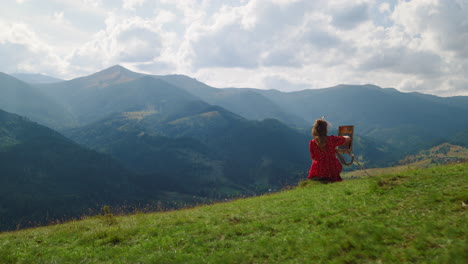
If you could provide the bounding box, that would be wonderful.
[10,73,63,84]
[27,68,315,199]
[450,129,468,147]
[35,65,142,96]
[258,84,468,151]
[32,65,467,166]
[0,73,76,129]
[0,109,177,231]
[176,82,468,152]
[64,99,311,196]
[399,143,468,166]
[4,65,466,231]
[408,92,468,110]
[34,65,467,155]
[32,68,312,195]
[154,74,308,127]
[151,75,468,154]
[37,72,196,126]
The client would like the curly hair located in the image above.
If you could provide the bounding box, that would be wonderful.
[312,119,328,149]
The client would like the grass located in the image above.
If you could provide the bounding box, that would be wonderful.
[343,143,468,178]
[0,163,467,263]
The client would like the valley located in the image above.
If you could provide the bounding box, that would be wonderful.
[1,65,467,231]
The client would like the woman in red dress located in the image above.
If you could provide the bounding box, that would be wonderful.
[307,119,350,183]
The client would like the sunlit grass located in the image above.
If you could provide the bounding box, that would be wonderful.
[344,143,468,179]
[122,110,157,120]
[1,163,467,263]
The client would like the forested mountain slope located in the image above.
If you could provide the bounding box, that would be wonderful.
[0,109,161,231]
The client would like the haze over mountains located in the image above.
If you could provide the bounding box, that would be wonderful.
[1,65,467,231]
[0,109,140,230]
[0,73,76,129]
[10,73,63,84]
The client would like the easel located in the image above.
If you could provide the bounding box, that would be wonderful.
[336,125,371,177]
[336,125,355,165]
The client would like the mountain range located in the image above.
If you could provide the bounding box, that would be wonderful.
[31,65,468,150]
[0,73,75,129]
[0,109,141,230]
[1,65,467,231]
[10,73,63,84]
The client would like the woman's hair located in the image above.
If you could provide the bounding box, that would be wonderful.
[312,119,328,149]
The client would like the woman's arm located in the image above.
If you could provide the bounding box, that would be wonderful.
[343,136,351,145]
[342,135,351,150]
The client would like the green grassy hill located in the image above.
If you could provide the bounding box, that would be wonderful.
[344,143,468,178]
[1,163,466,263]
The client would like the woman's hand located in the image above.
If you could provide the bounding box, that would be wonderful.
[343,136,351,149]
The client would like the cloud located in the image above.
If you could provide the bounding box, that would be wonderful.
[117,27,162,62]
[331,3,370,30]
[359,48,444,76]
[174,0,467,96]
[191,24,262,69]
[123,0,146,11]
[0,0,466,96]
[0,21,66,75]
[392,0,468,58]
[398,76,468,97]
[82,0,103,8]
[67,13,170,74]
[383,0,468,95]
[261,47,303,68]
[379,2,391,14]
[0,43,32,72]
[134,61,175,74]
[188,0,316,69]
[302,28,342,50]
[53,11,65,22]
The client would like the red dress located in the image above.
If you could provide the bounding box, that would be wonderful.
[307,135,346,182]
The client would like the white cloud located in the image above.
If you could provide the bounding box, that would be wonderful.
[117,27,162,62]
[82,0,103,8]
[123,0,146,11]
[359,47,444,76]
[331,2,370,30]
[187,0,313,69]
[379,2,391,14]
[392,0,468,57]
[52,11,65,23]
[66,11,180,76]
[0,0,466,96]
[0,21,67,75]
[384,0,468,95]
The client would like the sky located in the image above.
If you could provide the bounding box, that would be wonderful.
[1,0,467,96]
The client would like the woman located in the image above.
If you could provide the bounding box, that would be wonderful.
[307,119,350,183]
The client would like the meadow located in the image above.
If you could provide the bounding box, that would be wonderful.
[0,163,466,263]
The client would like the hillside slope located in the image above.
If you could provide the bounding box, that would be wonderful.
[256,84,468,150]
[64,105,311,196]
[344,143,468,178]
[154,74,308,127]
[37,73,198,127]
[0,109,169,231]
[153,73,468,151]
[0,73,75,129]
[1,163,466,263]
[18,65,468,166]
